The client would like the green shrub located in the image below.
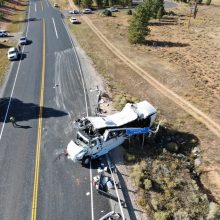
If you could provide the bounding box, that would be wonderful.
[144,179,152,190]
[207,202,220,220]
[130,164,143,186]
[205,0,211,5]
[113,94,139,111]
[130,170,142,186]
[127,9,132,15]
[157,7,163,20]
[124,153,136,162]
[0,12,4,19]
[154,211,170,220]
[102,9,112,16]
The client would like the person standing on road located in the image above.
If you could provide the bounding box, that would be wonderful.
[9,116,18,127]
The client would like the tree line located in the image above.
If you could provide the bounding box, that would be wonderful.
[73,0,133,8]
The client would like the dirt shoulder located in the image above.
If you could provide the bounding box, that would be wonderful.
[67,0,220,209]
[0,0,28,83]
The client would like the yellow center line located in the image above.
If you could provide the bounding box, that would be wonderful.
[31,19,46,220]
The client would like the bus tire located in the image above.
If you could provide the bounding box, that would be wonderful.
[82,156,90,166]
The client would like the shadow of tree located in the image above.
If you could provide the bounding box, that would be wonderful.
[0,98,68,123]
[7,0,28,7]
[0,5,26,12]
[144,40,189,48]
[149,21,177,26]
[0,43,11,49]
[0,17,12,22]
[124,125,199,159]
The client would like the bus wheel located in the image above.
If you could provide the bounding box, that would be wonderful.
[82,156,90,166]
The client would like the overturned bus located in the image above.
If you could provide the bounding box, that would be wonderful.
[66,100,158,165]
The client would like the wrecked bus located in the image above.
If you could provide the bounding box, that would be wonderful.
[66,101,158,165]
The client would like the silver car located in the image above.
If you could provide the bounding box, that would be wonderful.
[19,36,28,45]
[7,47,19,61]
[0,30,8,37]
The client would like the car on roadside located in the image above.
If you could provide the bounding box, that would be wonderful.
[69,17,80,24]
[0,30,9,37]
[69,9,80,14]
[107,7,119,12]
[54,3,59,7]
[82,8,92,14]
[19,36,28,45]
[7,47,19,61]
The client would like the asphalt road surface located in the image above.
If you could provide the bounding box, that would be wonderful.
[0,0,113,219]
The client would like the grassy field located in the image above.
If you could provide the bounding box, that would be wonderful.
[0,0,28,83]
[68,1,220,218]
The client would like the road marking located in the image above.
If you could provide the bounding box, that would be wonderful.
[106,155,125,220]
[45,0,49,7]
[31,19,46,220]
[60,19,88,116]
[35,3,36,12]
[52,18,58,39]
[61,18,92,218]
[26,1,31,35]
[0,0,31,141]
[90,162,94,220]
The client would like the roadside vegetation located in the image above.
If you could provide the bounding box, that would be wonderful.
[125,127,220,219]
[0,0,28,83]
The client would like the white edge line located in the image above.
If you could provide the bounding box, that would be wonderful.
[106,155,125,220]
[0,2,31,141]
[90,161,94,220]
[45,0,49,7]
[35,3,36,12]
[61,19,93,220]
[26,0,31,36]
[52,17,59,39]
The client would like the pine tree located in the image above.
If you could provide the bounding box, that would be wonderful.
[157,7,163,20]
[81,0,93,8]
[128,4,151,44]
[152,0,165,19]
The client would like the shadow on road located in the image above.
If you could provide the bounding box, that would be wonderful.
[0,97,68,123]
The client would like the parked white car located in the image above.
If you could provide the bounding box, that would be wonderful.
[0,30,8,37]
[69,17,80,24]
[107,7,119,12]
[82,8,92,14]
[7,47,19,61]
[69,9,80,14]
[19,36,28,45]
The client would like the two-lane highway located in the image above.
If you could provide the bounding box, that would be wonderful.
[0,0,112,219]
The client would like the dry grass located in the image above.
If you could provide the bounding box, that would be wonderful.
[0,0,28,83]
[68,3,220,202]
[0,43,10,83]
